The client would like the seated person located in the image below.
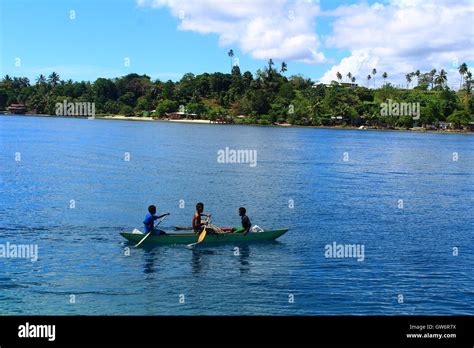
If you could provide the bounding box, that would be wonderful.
[192,202,211,234]
[143,205,170,235]
[232,207,251,235]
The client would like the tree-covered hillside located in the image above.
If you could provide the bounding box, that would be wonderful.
[1,59,473,129]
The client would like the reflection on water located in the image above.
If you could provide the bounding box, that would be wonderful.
[143,249,158,275]
[137,244,254,275]
[139,243,253,275]
[238,245,250,274]
[191,249,216,274]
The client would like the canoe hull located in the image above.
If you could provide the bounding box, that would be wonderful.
[120,229,289,246]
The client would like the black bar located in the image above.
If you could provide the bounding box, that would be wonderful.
[0,316,472,346]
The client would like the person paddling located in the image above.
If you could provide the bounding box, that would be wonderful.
[192,202,211,234]
[144,205,170,235]
[232,207,251,235]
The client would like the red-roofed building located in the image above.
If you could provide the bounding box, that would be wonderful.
[6,104,27,114]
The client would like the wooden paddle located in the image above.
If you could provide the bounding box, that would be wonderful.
[134,214,168,248]
[187,218,209,248]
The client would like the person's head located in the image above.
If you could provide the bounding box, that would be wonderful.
[239,207,246,216]
[196,202,204,213]
[148,205,157,215]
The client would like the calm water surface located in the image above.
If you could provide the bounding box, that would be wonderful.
[0,115,473,315]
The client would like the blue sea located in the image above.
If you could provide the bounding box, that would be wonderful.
[0,115,473,315]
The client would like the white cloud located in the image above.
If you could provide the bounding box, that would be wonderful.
[321,0,474,88]
[137,0,326,63]
[138,0,474,88]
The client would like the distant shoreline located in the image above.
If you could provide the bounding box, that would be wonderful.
[3,113,473,135]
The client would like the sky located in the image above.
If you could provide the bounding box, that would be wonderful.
[1,0,473,89]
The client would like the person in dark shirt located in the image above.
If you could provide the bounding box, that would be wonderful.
[192,202,211,234]
[143,205,170,235]
[232,207,251,235]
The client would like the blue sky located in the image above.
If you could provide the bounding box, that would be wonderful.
[1,0,472,88]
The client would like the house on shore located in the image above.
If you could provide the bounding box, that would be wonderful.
[211,116,234,124]
[6,104,27,114]
[330,116,345,125]
[438,121,453,130]
[468,122,474,132]
[164,111,197,119]
[319,82,359,88]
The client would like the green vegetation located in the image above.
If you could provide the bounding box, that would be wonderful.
[1,58,473,130]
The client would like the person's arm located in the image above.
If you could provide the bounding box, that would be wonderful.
[155,213,170,220]
[199,213,211,227]
[192,213,199,230]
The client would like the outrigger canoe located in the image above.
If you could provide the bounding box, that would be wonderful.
[120,228,289,246]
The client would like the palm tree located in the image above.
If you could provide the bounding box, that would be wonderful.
[48,72,60,87]
[228,49,234,71]
[405,74,412,89]
[434,69,447,87]
[415,70,420,86]
[430,69,437,89]
[36,74,47,86]
[280,62,288,74]
[3,74,12,82]
[465,71,472,94]
[410,72,416,88]
[266,59,275,80]
[336,71,342,84]
[458,62,468,89]
[347,72,352,83]
[372,68,377,88]
[19,77,30,87]
[366,74,371,87]
[382,72,388,86]
[268,59,274,71]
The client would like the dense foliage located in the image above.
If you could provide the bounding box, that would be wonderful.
[1,59,473,129]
